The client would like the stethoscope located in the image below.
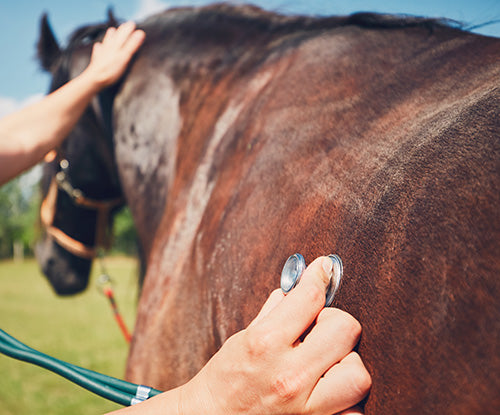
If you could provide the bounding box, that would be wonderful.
[0,253,344,408]
[280,253,343,307]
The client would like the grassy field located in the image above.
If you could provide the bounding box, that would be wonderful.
[0,256,140,415]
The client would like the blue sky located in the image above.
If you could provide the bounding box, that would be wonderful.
[0,0,499,114]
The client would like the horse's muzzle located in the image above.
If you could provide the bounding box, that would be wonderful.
[35,238,92,296]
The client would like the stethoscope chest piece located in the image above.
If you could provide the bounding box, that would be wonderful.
[280,253,343,307]
[280,253,306,294]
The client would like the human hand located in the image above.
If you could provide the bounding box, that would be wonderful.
[178,256,371,415]
[83,21,145,89]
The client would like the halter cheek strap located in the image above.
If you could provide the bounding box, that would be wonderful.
[40,174,123,260]
[44,224,98,259]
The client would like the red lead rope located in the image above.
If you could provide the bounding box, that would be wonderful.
[103,287,132,343]
[98,274,132,343]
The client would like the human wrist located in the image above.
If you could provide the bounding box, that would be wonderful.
[77,65,107,94]
[176,374,222,415]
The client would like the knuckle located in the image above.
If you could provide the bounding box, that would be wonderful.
[316,306,336,324]
[270,371,304,404]
[347,353,372,398]
[335,309,362,340]
[315,308,329,324]
[305,283,325,308]
[244,326,275,358]
[346,316,362,340]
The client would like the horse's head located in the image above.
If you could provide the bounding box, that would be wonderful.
[35,12,124,295]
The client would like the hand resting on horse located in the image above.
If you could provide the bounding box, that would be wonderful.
[0,21,145,186]
[109,256,371,415]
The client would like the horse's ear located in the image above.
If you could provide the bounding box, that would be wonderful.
[107,7,119,27]
[37,14,61,72]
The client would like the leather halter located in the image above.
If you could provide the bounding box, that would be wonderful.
[40,160,123,260]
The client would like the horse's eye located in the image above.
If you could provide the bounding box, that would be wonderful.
[80,35,93,45]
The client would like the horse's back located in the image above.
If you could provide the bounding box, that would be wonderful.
[120,13,500,414]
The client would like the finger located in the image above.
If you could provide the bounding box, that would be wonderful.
[296,308,361,376]
[121,29,146,57]
[306,352,371,415]
[113,21,138,47]
[101,26,117,45]
[250,289,284,326]
[260,256,333,345]
[91,41,102,57]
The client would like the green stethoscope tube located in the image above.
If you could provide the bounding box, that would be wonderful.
[0,328,162,406]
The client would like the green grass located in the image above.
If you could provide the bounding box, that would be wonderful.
[0,256,139,415]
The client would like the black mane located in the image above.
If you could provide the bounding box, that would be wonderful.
[109,3,459,82]
[139,3,461,39]
[61,3,460,54]
[42,3,463,99]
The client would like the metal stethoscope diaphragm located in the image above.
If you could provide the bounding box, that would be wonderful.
[280,253,343,307]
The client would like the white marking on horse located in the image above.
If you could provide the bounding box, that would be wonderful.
[163,69,274,280]
[163,100,245,277]
[115,71,182,198]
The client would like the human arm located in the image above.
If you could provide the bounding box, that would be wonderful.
[0,21,145,186]
[108,256,371,415]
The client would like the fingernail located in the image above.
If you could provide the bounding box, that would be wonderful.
[325,255,343,307]
[322,256,333,281]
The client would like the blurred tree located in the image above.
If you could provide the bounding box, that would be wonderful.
[0,176,40,258]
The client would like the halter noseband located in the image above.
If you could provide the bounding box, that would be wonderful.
[40,159,123,259]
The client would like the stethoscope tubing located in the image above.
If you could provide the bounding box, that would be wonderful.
[0,328,161,406]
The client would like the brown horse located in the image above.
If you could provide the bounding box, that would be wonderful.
[37,4,500,414]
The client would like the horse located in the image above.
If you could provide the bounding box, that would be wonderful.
[36,4,500,414]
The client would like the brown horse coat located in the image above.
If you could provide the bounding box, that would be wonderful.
[38,5,500,414]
